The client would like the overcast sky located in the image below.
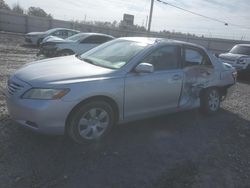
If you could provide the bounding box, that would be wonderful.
[5,0,250,40]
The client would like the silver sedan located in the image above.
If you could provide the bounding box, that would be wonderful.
[38,33,114,57]
[25,28,80,46]
[6,37,236,143]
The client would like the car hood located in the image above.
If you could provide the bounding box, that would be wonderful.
[14,55,115,86]
[219,53,249,61]
[26,32,46,36]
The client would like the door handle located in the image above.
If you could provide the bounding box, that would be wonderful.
[172,74,182,80]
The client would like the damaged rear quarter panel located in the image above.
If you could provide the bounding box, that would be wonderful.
[179,49,235,109]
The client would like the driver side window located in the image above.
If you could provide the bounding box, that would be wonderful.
[142,45,180,71]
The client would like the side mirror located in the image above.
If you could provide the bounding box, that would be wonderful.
[135,63,154,73]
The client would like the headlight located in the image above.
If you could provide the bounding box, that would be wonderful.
[22,88,70,100]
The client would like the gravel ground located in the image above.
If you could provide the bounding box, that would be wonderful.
[0,32,250,188]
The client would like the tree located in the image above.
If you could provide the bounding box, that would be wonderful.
[0,0,10,10]
[27,6,52,18]
[12,3,24,14]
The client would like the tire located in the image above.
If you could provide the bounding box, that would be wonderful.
[57,50,74,57]
[200,88,221,115]
[67,101,115,144]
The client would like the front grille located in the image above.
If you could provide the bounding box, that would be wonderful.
[7,80,23,95]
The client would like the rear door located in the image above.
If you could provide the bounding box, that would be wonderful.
[180,46,214,104]
[124,45,183,119]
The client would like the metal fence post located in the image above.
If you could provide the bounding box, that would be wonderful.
[49,19,52,29]
[25,15,28,33]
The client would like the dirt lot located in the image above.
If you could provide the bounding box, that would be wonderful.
[0,32,250,188]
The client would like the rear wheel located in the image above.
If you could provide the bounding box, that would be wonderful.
[200,88,221,115]
[67,101,115,143]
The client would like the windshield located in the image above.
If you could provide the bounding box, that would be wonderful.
[230,45,250,55]
[79,39,149,69]
[66,33,88,41]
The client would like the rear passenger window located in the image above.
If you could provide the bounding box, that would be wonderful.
[185,48,212,67]
[143,46,180,71]
[185,49,203,66]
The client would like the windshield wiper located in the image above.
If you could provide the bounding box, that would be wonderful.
[81,58,96,65]
[77,56,116,69]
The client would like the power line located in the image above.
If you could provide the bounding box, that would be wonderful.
[156,0,250,31]
[156,0,228,25]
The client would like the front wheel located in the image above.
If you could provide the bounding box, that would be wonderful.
[67,101,115,143]
[200,88,221,115]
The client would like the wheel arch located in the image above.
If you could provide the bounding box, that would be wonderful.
[65,95,120,134]
[199,85,229,101]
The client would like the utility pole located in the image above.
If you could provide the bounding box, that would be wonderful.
[147,0,154,32]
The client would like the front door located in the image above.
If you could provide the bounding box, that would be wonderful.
[124,45,183,119]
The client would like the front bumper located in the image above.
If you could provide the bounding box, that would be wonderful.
[6,94,77,135]
[220,59,249,72]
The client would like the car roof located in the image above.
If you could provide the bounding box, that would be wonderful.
[236,44,250,47]
[119,37,205,49]
[79,33,114,38]
[66,33,114,41]
[46,28,80,33]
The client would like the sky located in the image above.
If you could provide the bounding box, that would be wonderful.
[4,0,250,40]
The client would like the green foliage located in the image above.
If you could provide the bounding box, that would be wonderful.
[12,3,24,14]
[27,6,53,18]
[0,0,10,10]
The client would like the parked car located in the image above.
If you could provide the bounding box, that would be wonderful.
[24,28,80,46]
[219,44,250,73]
[6,37,236,143]
[38,33,114,57]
